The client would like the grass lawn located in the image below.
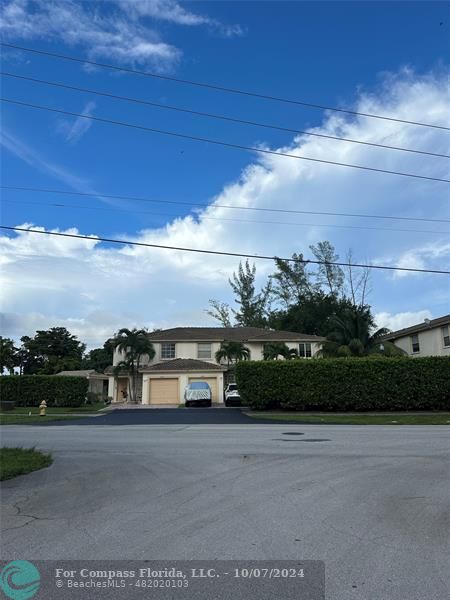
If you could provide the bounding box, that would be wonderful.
[246,412,450,425]
[0,402,107,425]
[0,447,53,480]
[5,402,106,414]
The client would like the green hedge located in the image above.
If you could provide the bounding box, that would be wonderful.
[236,357,450,411]
[0,376,88,407]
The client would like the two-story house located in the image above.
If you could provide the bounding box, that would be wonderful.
[381,314,450,358]
[107,327,324,405]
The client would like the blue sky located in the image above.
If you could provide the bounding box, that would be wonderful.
[1,1,449,346]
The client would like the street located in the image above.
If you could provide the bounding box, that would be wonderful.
[1,423,449,599]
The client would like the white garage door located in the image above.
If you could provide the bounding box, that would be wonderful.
[149,378,179,404]
[188,377,218,403]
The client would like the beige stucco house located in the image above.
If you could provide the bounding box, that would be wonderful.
[107,326,324,405]
[382,314,450,357]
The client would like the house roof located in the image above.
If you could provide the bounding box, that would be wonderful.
[145,327,324,342]
[140,358,227,372]
[381,314,450,341]
[56,369,108,379]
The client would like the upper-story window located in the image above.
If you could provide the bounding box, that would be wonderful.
[197,343,212,359]
[161,342,176,359]
[299,342,312,358]
[442,326,450,348]
[410,334,420,353]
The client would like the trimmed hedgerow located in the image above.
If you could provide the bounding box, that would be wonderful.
[0,376,88,408]
[235,357,450,411]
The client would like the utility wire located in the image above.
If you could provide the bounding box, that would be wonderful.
[1,225,449,275]
[3,186,450,225]
[2,42,449,132]
[3,98,450,184]
[4,198,449,236]
[3,71,448,160]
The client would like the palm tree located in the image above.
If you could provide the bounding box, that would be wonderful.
[215,341,250,366]
[263,342,298,360]
[321,308,404,357]
[112,328,155,403]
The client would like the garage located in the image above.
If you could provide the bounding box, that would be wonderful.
[149,378,179,405]
[142,359,226,406]
[188,377,218,403]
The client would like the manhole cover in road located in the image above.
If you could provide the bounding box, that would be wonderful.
[274,438,331,443]
[282,432,304,436]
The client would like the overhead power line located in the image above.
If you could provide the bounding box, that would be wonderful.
[1,226,449,275]
[4,197,449,236]
[3,186,450,225]
[3,98,450,184]
[3,71,448,160]
[2,42,449,132]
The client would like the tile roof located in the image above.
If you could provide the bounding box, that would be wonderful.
[141,358,227,372]
[145,327,324,342]
[56,369,107,378]
[382,314,450,340]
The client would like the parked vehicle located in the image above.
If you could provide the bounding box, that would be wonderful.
[225,383,241,407]
[184,382,212,407]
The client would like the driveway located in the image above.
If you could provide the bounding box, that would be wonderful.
[2,424,449,600]
[50,407,258,425]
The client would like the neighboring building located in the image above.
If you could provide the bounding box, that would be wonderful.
[382,315,450,357]
[107,327,324,405]
[56,369,109,398]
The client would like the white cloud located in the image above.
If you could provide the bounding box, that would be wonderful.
[0,310,145,348]
[374,310,433,332]
[119,0,244,36]
[1,70,449,345]
[0,0,243,71]
[0,127,93,191]
[393,241,450,278]
[57,101,97,144]
[0,0,180,71]
[124,0,213,26]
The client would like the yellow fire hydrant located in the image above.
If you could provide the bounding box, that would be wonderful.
[39,400,47,417]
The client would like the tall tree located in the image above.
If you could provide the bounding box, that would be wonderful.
[229,260,272,327]
[309,241,344,296]
[83,339,115,372]
[206,300,233,327]
[0,337,18,375]
[269,292,355,336]
[270,253,316,308]
[207,260,271,328]
[112,328,155,403]
[19,328,86,374]
[345,249,371,308]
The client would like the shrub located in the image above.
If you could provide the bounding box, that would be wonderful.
[86,391,101,404]
[236,357,450,411]
[0,376,88,407]
[0,401,15,412]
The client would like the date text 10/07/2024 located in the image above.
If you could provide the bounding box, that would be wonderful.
[55,567,306,580]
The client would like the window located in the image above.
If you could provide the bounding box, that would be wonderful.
[197,343,212,359]
[442,326,450,348]
[161,342,176,359]
[410,334,420,354]
[299,342,312,358]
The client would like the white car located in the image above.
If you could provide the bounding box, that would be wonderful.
[184,382,212,407]
[224,383,241,407]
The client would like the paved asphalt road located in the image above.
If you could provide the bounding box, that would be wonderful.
[1,422,449,600]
